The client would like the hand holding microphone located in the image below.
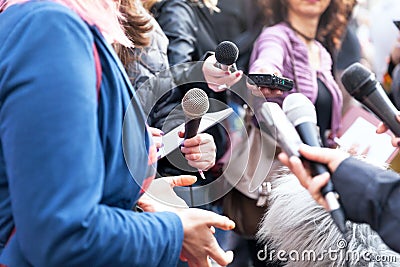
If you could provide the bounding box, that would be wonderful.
[282,93,347,236]
[181,88,214,178]
[203,41,243,92]
[341,62,400,137]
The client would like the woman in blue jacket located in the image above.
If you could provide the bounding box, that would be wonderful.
[0,0,235,266]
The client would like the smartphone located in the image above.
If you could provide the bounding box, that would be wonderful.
[394,20,400,30]
[247,73,294,91]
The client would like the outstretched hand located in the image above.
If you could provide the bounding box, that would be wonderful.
[202,54,243,92]
[278,145,349,209]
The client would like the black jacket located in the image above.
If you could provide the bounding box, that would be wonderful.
[152,0,229,179]
[332,157,400,252]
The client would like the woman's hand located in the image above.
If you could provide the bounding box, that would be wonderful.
[247,67,284,98]
[138,175,236,267]
[176,208,235,267]
[147,126,164,149]
[179,132,216,171]
[202,54,243,92]
[137,175,196,212]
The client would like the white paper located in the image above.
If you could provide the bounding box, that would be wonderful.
[337,117,396,164]
[156,108,234,159]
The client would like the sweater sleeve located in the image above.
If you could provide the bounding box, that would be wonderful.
[0,5,182,267]
[249,27,286,75]
[332,157,400,252]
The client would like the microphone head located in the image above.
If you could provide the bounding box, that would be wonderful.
[182,88,209,119]
[282,93,317,126]
[340,62,375,97]
[215,41,239,66]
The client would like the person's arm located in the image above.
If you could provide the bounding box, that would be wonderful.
[332,157,400,252]
[154,0,197,66]
[248,27,285,99]
[279,145,400,253]
[0,6,183,266]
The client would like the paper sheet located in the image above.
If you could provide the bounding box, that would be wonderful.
[337,117,397,164]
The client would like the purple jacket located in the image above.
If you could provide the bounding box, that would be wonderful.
[250,22,342,142]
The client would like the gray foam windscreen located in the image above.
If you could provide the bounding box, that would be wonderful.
[282,93,317,126]
[340,62,375,96]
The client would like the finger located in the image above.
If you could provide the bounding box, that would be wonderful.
[205,212,235,230]
[147,126,164,137]
[376,122,389,134]
[183,134,213,147]
[392,137,400,147]
[288,155,311,189]
[163,175,197,187]
[210,226,216,234]
[277,152,290,166]
[298,144,340,165]
[208,243,234,267]
[188,160,214,171]
[185,153,202,161]
[308,172,330,209]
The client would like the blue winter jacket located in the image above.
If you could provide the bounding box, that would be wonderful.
[0,2,183,266]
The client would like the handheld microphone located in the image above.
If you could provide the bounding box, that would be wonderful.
[214,41,239,73]
[282,93,347,236]
[341,62,400,136]
[259,102,302,158]
[182,88,210,139]
[181,88,210,179]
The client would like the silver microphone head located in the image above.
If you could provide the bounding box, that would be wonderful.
[182,88,209,119]
[282,93,317,126]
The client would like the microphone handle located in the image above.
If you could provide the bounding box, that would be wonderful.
[361,89,400,136]
[184,117,201,139]
[296,122,347,235]
[295,122,334,196]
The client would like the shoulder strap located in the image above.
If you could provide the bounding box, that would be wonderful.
[93,43,102,100]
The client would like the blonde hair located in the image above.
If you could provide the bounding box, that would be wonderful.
[0,0,132,46]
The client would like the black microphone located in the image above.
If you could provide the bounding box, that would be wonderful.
[214,41,239,73]
[341,62,400,136]
[182,88,210,139]
[282,93,347,236]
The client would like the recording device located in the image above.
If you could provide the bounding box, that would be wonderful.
[214,40,239,73]
[247,74,294,92]
[341,62,400,137]
[182,88,210,139]
[282,93,347,236]
[259,102,302,158]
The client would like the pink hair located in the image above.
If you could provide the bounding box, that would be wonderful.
[0,0,132,47]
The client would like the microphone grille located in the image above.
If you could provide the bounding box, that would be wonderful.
[182,88,209,118]
[215,41,239,66]
[340,62,375,95]
[282,93,317,126]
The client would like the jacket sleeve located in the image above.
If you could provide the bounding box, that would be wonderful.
[155,0,197,66]
[332,157,400,253]
[0,6,183,267]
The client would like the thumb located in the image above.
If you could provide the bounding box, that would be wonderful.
[165,175,197,187]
